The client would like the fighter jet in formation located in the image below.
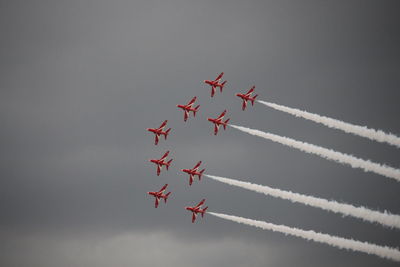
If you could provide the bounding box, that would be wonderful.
[204,72,227,97]
[177,96,200,122]
[207,110,230,135]
[149,151,173,176]
[147,184,171,208]
[181,161,205,186]
[185,199,208,223]
[236,86,258,110]
[147,120,171,145]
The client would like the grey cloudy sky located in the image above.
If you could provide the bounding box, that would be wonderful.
[1,0,400,266]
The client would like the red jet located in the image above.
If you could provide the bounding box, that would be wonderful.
[147,120,171,145]
[236,86,258,110]
[177,96,200,122]
[204,72,227,97]
[185,199,208,223]
[149,151,173,176]
[147,184,171,208]
[181,161,205,186]
[207,110,230,135]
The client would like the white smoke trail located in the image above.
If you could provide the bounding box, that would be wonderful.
[209,212,400,262]
[257,100,400,148]
[229,124,400,182]
[205,174,400,229]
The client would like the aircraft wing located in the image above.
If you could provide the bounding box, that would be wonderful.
[195,199,206,208]
[242,100,247,110]
[160,151,169,160]
[211,86,216,97]
[214,124,219,135]
[192,212,197,223]
[187,96,197,106]
[215,72,224,81]
[159,120,168,130]
[184,110,189,121]
[193,161,202,169]
[246,86,255,95]
[159,184,168,193]
[155,197,159,208]
[157,165,161,176]
[217,110,226,119]
[154,134,159,145]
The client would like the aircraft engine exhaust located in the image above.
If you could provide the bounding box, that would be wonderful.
[205,174,400,229]
[209,212,400,262]
[229,124,400,182]
[257,100,400,148]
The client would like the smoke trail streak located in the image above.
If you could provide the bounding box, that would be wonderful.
[229,124,400,182]
[209,212,400,262]
[257,100,400,148]
[205,174,400,229]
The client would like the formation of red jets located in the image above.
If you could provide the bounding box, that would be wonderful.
[146,72,258,223]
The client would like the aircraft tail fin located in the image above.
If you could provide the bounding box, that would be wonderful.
[220,81,227,92]
[201,207,208,217]
[164,192,171,203]
[164,128,171,139]
[198,169,205,180]
[223,119,230,130]
[166,159,173,170]
[193,105,200,117]
[251,95,258,106]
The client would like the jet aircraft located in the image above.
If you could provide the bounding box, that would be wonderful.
[147,184,171,208]
[181,161,205,186]
[204,72,227,97]
[207,110,230,135]
[185,199,208,223]
[149,151,173,176]
[147,120,171,145]
[236,86,258,110]
[177,96,200,122]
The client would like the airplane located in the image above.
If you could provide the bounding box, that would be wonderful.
[147,184,171,208]
[147,120,171,145]
[204,72,227,97]
[176,96,200,122]
[149,151,173,176]
[207,110,230,135]
[185,199,208,223]
[181,161,205,186]
[236,86,258,110]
